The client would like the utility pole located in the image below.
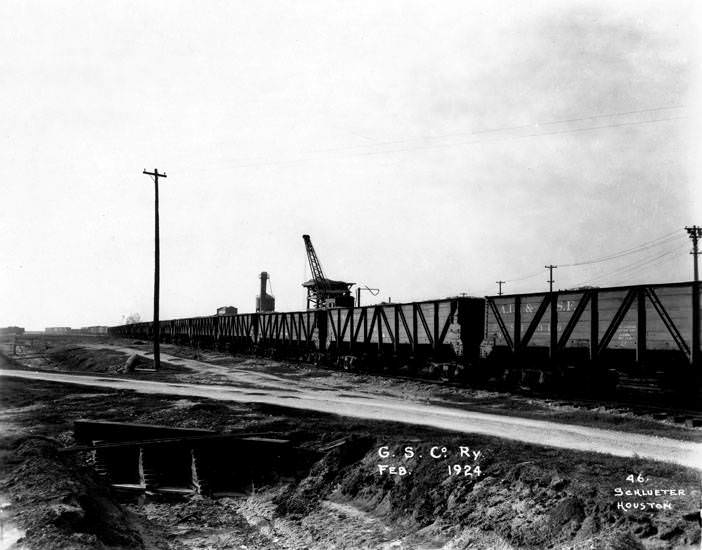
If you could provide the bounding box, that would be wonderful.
[545,264,558,360]
[685,225,701,366]
[685,226,701,282]
[496,281,505,296]
[143,168,167,370]
[545,265,557,293]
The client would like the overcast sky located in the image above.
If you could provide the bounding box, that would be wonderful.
[2,0,700,330]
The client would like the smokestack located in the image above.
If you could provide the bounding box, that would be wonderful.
[260,272,268,304]
[257,271,275,312]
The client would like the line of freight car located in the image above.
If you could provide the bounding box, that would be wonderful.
[112,297,484,368]
[109,281,702,403]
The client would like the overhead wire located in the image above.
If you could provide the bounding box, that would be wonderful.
[572,243,689,287]
[558,229,684,267]
[206,115,686,171]
[505,270,545,283]
[237,104,686,161]
[499,229,687,290]
[177,105,686,173]
[423,104,684,141]
[583,255,680,288]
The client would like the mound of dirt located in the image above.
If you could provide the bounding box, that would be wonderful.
[274,435,376,516]
[0,437,150,549]
[47,345,132,374]
[47,345,182,374]
[273,438,700,549]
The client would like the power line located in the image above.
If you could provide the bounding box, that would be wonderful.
[574,243,687,287]
[601,251,686,286]
[400,105,685,147]
[582,247,683,285]
[250,104,687,161]
[512,116,685,145]
[501,230,686,289]
[230,115,687,170]
[559,229,684,267]
[182,110,686,172]
[609,248,685,281]
[505,270,544,283]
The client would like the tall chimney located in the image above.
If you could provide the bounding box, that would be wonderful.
[260,271,268,303]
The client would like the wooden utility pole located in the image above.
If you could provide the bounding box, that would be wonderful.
[143,168,167,370]
[545,265,558,360]
[545,265,557,293]
[685,226,701,282]
[685,225,701,366]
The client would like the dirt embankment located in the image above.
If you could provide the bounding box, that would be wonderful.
[1,437,154,549]
[44,345,186,376]
[1,371,700,550]
[272,436,700,549]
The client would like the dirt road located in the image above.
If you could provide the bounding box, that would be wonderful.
[2,367,700,469]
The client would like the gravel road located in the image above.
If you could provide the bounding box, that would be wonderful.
[2,366,700,470]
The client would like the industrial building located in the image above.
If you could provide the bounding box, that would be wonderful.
[216,306,238,316]
[45,327,72,334]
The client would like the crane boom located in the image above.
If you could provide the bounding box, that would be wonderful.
[301,234,354,309]
[303,234,328,293]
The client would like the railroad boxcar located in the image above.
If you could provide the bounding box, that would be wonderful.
[483,281,700,393]
[322,297,485,371]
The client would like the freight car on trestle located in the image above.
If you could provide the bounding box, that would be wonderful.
[109,280,702,406]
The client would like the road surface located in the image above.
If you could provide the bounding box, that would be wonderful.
[1,368,700,469]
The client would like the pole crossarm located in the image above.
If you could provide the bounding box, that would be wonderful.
[143,169,167,179]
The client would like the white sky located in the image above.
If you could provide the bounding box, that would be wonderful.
[1,0,700,330]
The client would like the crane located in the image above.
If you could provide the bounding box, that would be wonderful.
[302,234,354,309]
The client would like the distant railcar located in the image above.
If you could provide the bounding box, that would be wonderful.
[108,281,701,400]
[110,297,485,363]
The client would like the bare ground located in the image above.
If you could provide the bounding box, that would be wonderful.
[3,342,702,468]
[6,340,702,442]
[0,343,700,549]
